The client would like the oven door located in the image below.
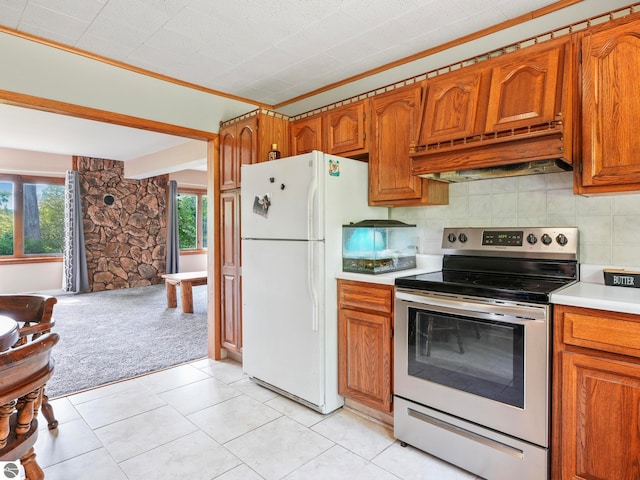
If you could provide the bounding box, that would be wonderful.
[394,289,550,447]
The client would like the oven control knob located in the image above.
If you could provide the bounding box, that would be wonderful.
[447,233,457,243]
[458,233,468,243]
[527,233,537,244]
[541,233,553,245]
[556,233,568,246]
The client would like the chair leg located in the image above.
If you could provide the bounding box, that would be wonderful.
[21,447,44,480]
[40,390,58,430]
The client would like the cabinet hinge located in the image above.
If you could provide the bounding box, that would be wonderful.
[363,112,366,121]
[579,160,583,174]
[390,327,393,338]
[363,132,366,141]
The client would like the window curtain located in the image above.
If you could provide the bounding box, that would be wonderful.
[166,180,180,274]
[62,170,89,293]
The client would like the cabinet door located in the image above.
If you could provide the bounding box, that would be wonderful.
[237,117,258,185]
[370,85,448,206]
[290,116,322,155]
[419,69,484,144]
[557,351,640,480]
[338,307,392,412]
[485,43,564,132]
[219,124,237,190]
[220,190,241,353]
[326,101,368,156]
[579,20,640,192]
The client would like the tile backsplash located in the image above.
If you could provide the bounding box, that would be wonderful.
[389,171,640,267]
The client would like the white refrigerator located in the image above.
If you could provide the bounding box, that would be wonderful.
[240,151,387,414]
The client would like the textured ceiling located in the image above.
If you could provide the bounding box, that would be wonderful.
[0,0,561,107]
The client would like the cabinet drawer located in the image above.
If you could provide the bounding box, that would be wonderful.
[338,281,393,314]
[562,307,640,359]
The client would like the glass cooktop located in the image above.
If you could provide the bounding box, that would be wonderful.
[395,270,576,304]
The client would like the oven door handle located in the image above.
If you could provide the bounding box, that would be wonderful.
[395,290,547,322]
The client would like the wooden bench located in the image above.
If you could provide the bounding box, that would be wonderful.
[161,271,207,313]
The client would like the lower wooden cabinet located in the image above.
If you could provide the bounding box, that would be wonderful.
[552,304,640,480]
[337,279,393,413]
[220,190,242,354]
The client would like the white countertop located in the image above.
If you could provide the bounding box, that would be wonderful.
[551,264,640,315]
[335,254,442,286]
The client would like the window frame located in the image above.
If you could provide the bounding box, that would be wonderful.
[0,174,65,264]
[176,187,207,253]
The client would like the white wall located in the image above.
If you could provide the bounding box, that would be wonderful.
[0,262,64,294]
[390,171,640,270]
[179,253,208,272]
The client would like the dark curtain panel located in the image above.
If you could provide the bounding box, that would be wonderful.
[62,170,89,293]
[166,180,180,274]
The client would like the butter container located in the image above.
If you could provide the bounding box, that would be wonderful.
[603,268,640,288]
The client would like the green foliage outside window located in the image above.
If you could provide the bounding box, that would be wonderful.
[23,184,65,255]
[177,193,197,249]
[0,178,64,257]
[0,183,13,256]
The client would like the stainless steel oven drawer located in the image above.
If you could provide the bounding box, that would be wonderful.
[394,396,549,480]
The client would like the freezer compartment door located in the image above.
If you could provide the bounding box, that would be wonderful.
[242,239,325,407]
[240,152,323,240]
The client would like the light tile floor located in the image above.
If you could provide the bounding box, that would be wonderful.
[36,358,483,480]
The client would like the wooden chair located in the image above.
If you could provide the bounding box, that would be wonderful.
[0,295,59,430]
[0,332,59,480]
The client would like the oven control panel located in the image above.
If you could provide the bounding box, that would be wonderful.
[442,227,578,259]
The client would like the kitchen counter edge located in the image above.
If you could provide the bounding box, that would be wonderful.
[335,254,442,286]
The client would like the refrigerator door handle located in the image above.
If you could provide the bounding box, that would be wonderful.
[307,163,318,240]
[307,241,319,331]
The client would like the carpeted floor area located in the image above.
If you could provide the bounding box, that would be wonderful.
[46,283,208,398]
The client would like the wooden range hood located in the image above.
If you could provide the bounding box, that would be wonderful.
[410,120,573,182]
[409,36,574,183]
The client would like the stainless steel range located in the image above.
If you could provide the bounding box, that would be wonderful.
[394,227,578,480]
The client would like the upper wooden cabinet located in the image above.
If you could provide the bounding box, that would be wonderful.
[418,68,485,145]
[484,44,563,132]
[369,84,448,206]
[219,111,289,189]
[325,100,368,157]
[290,116,322,156]
[411,38,572,176]
[576,16,640,194]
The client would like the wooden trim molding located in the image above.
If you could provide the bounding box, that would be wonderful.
[0,89,217,141]
[275,0,584,110]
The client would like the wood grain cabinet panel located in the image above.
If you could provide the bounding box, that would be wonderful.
[338,280,393,413]
[577,17,640,193]
[290,116,323,156]
[552,305,640,480]
[325,101,368,156]
[369,84,448,206]
[485,44,563,132]
[220,190,241,353]
[419,69,484,144]
[219,116,257,190]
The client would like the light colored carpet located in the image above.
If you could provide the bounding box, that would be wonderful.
[46,283,208,398]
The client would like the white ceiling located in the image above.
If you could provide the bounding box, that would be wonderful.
[0,0,617,167]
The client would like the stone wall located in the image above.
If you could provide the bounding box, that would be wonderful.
[75,157,168,291]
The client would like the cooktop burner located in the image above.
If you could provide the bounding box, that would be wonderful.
[395,227,579,304]
[395,270,576,303]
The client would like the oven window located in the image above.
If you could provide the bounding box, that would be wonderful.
[407,307,524,408]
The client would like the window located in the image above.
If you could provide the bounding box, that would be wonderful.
[0,175,65,259]
[177,189,207,251]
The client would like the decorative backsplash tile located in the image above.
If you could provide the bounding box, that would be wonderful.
[389,171,640,268]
